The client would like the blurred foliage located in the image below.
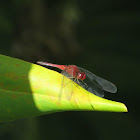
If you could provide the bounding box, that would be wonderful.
[0,0,139,140]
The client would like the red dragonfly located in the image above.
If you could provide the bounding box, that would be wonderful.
[37,62,117,98]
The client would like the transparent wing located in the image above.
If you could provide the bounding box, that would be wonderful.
[78,67,117,93]
[61,69,75,100]
[79,76,105,97]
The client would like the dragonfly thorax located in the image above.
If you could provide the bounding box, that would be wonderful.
[65,65,86,81]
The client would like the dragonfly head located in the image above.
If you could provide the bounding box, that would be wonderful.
[77,72,86,81]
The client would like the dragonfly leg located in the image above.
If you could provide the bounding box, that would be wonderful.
[78,79,88,89]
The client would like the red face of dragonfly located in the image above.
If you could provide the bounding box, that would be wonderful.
[77,72,86,81]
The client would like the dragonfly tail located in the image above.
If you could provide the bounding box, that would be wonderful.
[37,61,66,70]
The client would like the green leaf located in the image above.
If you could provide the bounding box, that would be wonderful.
[0,54,127,122]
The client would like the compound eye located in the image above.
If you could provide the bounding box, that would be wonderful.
[82,72,86,80]
[78,72,86,80]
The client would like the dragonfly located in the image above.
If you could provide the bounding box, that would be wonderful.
[37,61,117,98]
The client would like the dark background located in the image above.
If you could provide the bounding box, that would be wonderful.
[0,0,139,140]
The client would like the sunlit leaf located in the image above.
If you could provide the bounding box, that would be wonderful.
[0,54,127,122]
